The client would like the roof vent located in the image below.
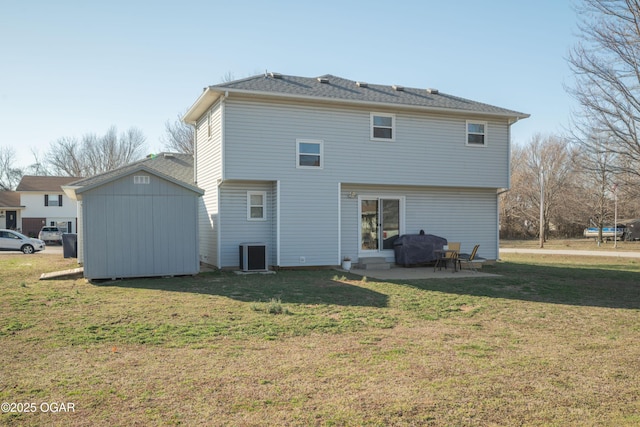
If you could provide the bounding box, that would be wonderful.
[163,153,175,158]
[392,85,405,92]
[427,88,439,94]
[317,77,330,84]
[269,72,283,79]
[356,81,368,88]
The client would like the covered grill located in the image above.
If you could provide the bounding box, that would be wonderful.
[393,234,447,267]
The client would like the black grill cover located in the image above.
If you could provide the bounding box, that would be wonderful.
[393,234,447,266]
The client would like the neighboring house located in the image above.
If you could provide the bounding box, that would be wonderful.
[63,153,203,280]
[183,73,529,269]
[16,176,81,237]
[0,191,23,230]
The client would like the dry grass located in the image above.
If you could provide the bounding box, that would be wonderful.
[1,250,640,426]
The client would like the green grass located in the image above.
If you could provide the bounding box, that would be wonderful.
[1,251,640,426]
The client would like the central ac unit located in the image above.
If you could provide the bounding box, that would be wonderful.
[239,242,268,272]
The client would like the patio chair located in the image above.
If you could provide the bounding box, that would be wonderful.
[433,241,459,272]
[458,244,483,272]
[443,242,460,272]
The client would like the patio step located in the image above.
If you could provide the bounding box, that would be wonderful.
[357,257,392,270]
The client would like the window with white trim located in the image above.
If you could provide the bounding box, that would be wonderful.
[371,113,395,141]
[247,191,267,220]
[466,121,487,146]
[296,139,323,168]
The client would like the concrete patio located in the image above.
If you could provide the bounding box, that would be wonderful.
[343,266,500,281]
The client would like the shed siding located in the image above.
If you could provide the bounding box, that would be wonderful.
[82,172,199,279]
[77,201,84,263]
[223,98,510,188]
[195,100,222,266]
[218,181,276,268]
[340,184,499,261]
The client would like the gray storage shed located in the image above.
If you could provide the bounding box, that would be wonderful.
[63,153,204,280]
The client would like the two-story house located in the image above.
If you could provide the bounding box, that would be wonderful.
[183,73,528,269]
[16,176,81,237]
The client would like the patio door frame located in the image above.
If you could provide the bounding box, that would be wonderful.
[358,194,405,258]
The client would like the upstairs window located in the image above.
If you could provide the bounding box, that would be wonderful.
[296,139,323,169]
[466,121,487,146]
[247,191,267,220]
[371,113,395,141]
[44,194,63,207]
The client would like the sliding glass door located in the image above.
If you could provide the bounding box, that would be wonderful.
[359,196,403,255]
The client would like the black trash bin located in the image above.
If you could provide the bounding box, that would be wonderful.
[62,233,77,258]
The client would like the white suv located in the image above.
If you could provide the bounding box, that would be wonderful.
[0,229,46,254]
[38,226,63,244]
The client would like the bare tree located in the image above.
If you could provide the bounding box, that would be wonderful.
[502,135,579,241]
[573,133,618,242]
[47,127,147,177]
[567,0,640,178]
[0,146,23,190]
[221,71,236,83]
[25,148,50,176]
[161,112,194,154]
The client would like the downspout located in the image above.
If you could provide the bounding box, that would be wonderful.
[192,123,197,185]
[497,188,510,259]
[217,178,224,268]
[221,91,228,181]
[276,180,281,267]
[216,91,229,268]
[337,182,341,266]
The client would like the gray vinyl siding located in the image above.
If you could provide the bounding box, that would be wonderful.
[278,179,339,267]
[222,98,510,187]
[341,184,499,262]
[81,172,199,279]
[216,98,505,267]
[196,100,222,266]
[218,181,276,268]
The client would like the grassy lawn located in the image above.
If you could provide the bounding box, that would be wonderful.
[1,252,640,426]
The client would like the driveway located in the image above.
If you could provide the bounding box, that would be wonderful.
[42,244,64,255]
[500,248,640,258]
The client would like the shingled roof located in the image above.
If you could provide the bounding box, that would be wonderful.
[65,153,201,196]
[184,73,529,123]
[0,191,22,208]
[16,176,82,192]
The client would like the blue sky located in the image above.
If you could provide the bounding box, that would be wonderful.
[1,0,578,168]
